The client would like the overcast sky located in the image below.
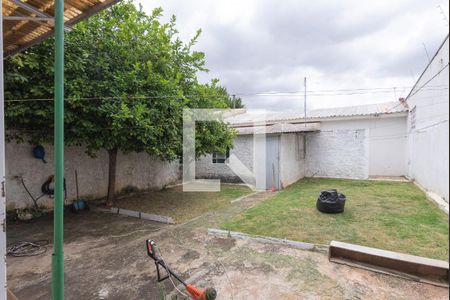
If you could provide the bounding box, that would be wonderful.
[136,0,449,111]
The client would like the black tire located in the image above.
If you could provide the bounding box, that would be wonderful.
[316,189,346,213]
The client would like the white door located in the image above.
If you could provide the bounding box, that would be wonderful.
[266,135,280,190]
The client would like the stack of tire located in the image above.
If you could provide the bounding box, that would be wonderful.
[316,189,346,214]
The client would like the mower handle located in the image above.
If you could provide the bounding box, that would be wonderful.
[146,239,218,300]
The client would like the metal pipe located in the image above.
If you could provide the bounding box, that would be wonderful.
[0,1,8,298]
[9,0,71,31]
[158,260,188,287]
[3,16,55,22]
[52,0,65,298]
[304,77,307,126]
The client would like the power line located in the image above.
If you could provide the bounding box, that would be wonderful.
[4,85,449,103]
[245,84,448,96]
[407,63,450,99]
[414,119,449,132]
[6,102,448,133]
[3,128,410,142]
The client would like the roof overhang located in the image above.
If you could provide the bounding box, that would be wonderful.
[275,111,409,125]
[234,122,321,135]
[229,111,409,128]
[2,0,121,57]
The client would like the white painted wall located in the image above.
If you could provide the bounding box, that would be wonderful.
[196,135,253,183]
[5,142,180,210]
[406,36,449,202]
[367,117,408,176]
[306,115,408,179]
[197,133,307,189]
[279,133,305,187]
[198,114,408,185]
[306,129,369,179]
[318,116,407,177]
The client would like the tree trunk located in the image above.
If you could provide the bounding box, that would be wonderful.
[107,148,118,206]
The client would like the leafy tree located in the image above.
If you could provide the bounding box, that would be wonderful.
[227,95,245,109]
[201,83,245,109]
[5,1,235,205]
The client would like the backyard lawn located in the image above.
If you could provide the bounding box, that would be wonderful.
[221,178,449,260]
[115,184,252,223]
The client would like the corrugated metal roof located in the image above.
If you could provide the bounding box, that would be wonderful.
[235,122,320,135]
[2,0,121,57]
[307,101,408,119]
[227,101,408,125]
[226,111,290,125]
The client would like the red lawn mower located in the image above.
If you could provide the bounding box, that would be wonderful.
[146,240,217,300]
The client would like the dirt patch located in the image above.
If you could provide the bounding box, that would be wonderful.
[114,184,252,223]
[6,191,449,300]
[180,249,201,262]
[209,237,236,251]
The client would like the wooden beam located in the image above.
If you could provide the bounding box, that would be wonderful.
[329,241,449,287]
[10,0,51,18]
[4,0,122,57]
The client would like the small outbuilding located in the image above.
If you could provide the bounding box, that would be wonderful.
[196,101,409,189]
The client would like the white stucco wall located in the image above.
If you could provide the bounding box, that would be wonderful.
[306,129,369,179]
[279,133,305,187]
[306,115,408,179]
[406,36,449,202]
[196,133,307,188]
[197,114,408,185]
[196,135,254,182]
[5,142,180,210]
[367,117,408,176]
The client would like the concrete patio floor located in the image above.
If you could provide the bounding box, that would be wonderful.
[6,192,449,299]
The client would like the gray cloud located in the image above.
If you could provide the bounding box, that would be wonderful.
[136,0,449,110]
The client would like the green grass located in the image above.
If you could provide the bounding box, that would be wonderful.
[221,178,449,260]
[115,184,252,223]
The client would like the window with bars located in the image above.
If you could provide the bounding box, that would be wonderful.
[212,148,230,164]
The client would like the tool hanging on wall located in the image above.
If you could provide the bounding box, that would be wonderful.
[19,176,45,210]
[146,240,217,300]
[19,175,68,212]
[72,170,87,212]
[41,175,67,200]
[32,145,47,164]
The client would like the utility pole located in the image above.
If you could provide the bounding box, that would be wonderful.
[52,0,65,298]
[232,94,236,109]
[0,1,7,299]
[304,77,307,126]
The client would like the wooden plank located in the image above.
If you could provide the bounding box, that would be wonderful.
[7,288,19,300]
[3,0,121,56]
[329,241,449,287]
